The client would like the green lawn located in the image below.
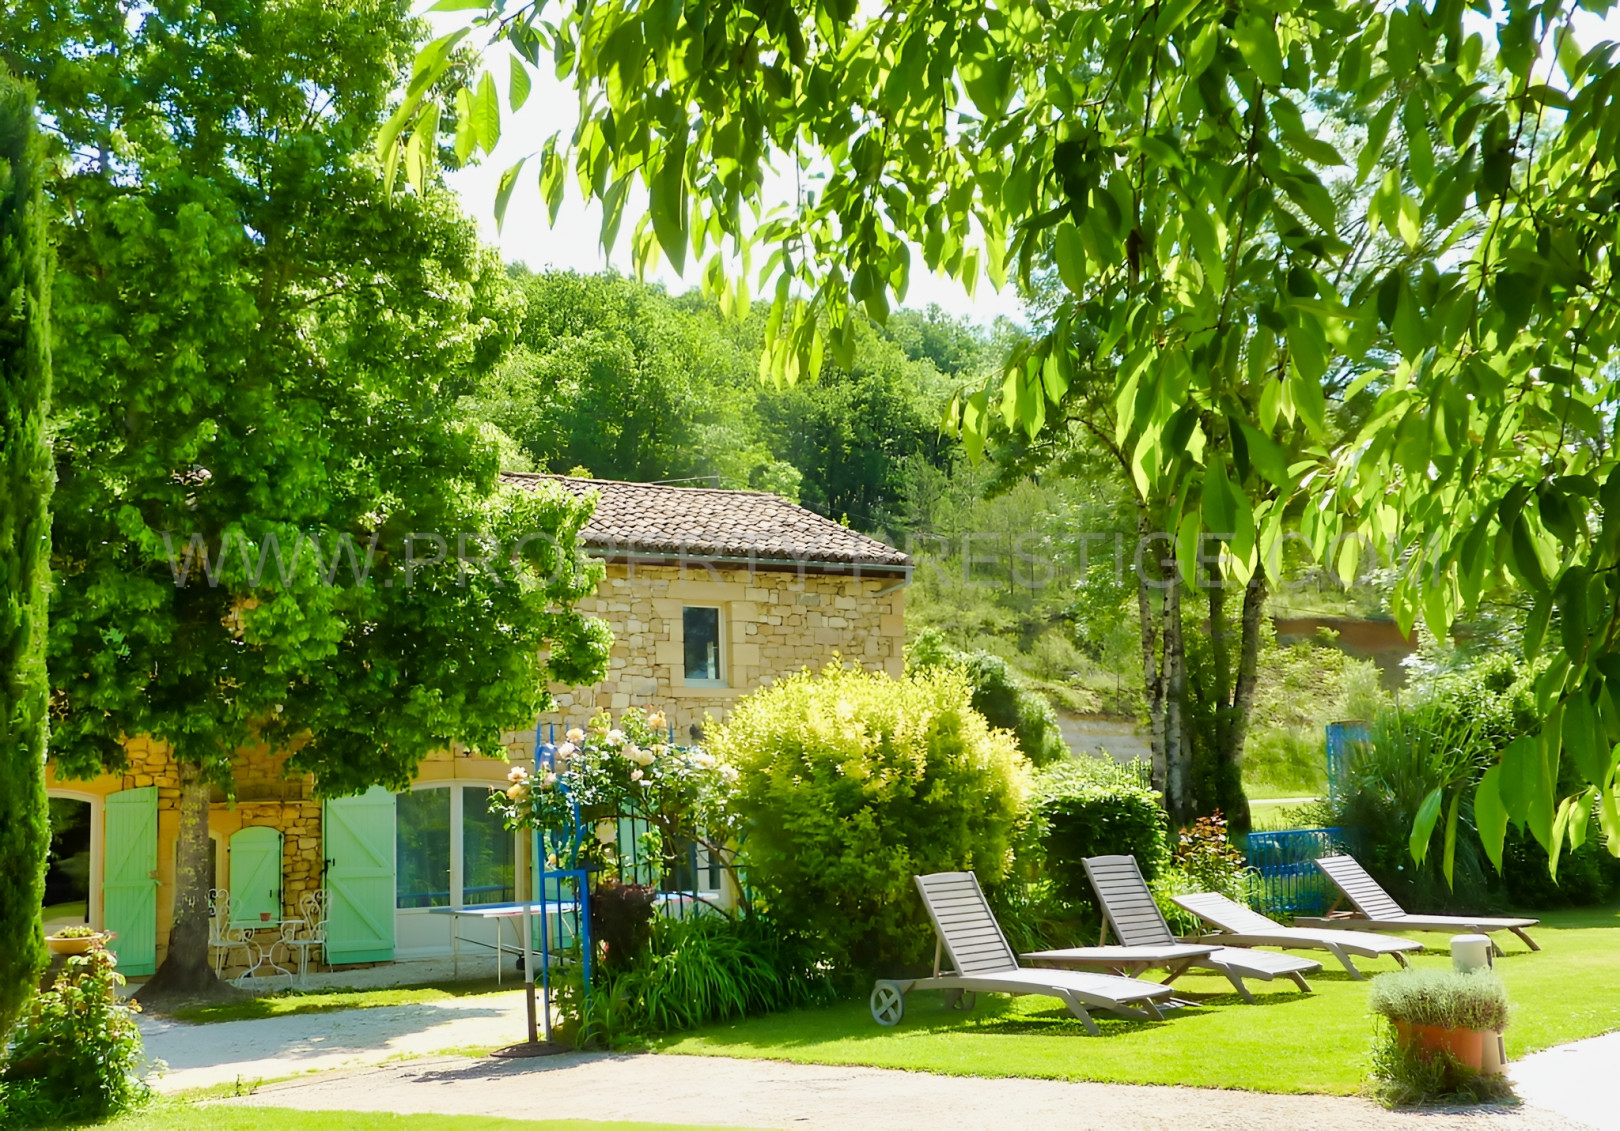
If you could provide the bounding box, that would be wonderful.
[96,1106,750,1131]
[1248,798,1319,831]
[169,980,515,1024]
[655,903,1620,1095]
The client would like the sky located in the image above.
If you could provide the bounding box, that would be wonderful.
[439,42,1028,327]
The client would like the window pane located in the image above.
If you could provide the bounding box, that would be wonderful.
[396,789,451,909]
[462,789,514,906]
[683,607,721,681]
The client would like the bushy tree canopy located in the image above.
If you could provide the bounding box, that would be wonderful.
[3,0,612,991]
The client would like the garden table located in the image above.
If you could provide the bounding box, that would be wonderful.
[430,901,580,983]
[229,919,300,988]
[430,892,710,981]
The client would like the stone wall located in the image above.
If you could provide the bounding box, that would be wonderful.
[78,738,325,974]
[518,562,907,749]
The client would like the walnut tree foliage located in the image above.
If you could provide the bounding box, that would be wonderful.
[1,0,612,985]
[417,0,1620,880]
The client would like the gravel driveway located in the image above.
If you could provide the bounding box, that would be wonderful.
[227,1051,1589,1130]
[141,989,532,1092]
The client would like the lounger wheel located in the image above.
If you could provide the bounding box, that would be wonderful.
[870,981,906,1026]
[943,989,976,1011]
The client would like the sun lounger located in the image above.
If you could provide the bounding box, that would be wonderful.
[868,871,1176,1035]
[1172,890,1420,979]
[1023,855,1321,1004]
[1297,855,1540,954]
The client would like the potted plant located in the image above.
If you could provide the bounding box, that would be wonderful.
[1369,967,1511,1073]
[45,925,106,956]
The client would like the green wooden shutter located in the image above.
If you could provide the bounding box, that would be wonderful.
[228,826,282,925]
[103,787,158,976]
[324,787,395,964]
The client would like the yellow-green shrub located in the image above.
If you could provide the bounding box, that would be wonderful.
[711,663,1028,975]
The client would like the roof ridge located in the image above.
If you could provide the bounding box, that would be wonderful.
[497,470,909,567]
[508,471,777,497]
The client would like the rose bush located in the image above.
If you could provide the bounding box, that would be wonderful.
[490,708,740,880]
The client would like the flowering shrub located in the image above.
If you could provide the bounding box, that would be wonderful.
[1153,812,1254,934]
[1,946,151,1126]
[489,708,740,877]
[710,663,1029,976]
[1174,812,1250,895]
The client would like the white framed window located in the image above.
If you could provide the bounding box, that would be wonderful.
[682,606,725,685]
[395,784,515,910]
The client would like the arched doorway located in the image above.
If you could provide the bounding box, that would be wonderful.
[44,793,100,933]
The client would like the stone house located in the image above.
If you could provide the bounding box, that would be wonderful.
[42,476,910,977]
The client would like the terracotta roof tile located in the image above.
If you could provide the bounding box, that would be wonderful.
[500,473,910,569]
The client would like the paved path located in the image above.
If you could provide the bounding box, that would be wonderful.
[141,989,532,1092]
[1511,1030,1618,1129]
[227,1052,1586,1130]
[146,992,1606,1128]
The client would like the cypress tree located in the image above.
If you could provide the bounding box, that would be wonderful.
[0,66,53,1035]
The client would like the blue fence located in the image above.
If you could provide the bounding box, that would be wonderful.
[1245,827,1356,916]
[1325,722,1369,801]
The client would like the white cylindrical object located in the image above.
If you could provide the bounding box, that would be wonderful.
[1452,933,1493,972]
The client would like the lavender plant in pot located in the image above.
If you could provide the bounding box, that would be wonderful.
[1369,967,1511,1073]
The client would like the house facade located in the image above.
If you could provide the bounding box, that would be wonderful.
[43,476,910,978]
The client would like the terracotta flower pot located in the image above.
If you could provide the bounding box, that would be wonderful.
[46,933,102,956]
[1394,1019,1485,1070]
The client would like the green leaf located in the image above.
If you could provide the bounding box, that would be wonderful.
[1564,684,1608,784]
[1042,349,1071,405]
[538,136,565,223]
[1235,420,1290,487]
[648,132,690,274]
[1558,565,1592,661]
[1410,786,1444,865]
[1599,785,1620,857]
[494,156,527,232]
[1476,766,1509,872]
[1499,736,1538,823]
[1442,790,1461,889]
[1524,590,1552,659]
[1510,514,1550,593]
[1358,100,1397,185]
[1569,787,1596,853]
[472,71,501,154]
[1054,222,1086,293]
[509,56,533,111]
[1231,17,1284,86]
[1402,91,1435,188]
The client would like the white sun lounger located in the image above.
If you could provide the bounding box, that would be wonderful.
[1023,855,1321,1004]
[1296,855,1540,954]
[1172,890,1420,979]
[868,871,1175,1035]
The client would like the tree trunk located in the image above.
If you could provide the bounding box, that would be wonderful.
[136,761,235,1004]
[1137,512,1167,793]
[1220,567,1268,835]
[1162,566,1193,828]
